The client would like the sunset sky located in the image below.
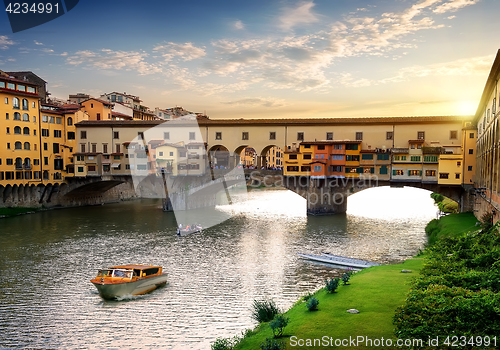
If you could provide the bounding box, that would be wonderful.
[0,0,498,119]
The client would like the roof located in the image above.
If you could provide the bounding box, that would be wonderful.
[80,98,113,106]
[408,139,426,143]
[110,264,161,269]
[5,71,47,83]
[103,92,142,102]
[301,140,362,145]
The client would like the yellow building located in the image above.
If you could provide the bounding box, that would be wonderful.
[438,154,463,185]
[80,98,113,121]
[0,72,41,186]
[344,142,361,178]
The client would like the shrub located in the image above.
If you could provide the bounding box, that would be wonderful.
[325,277,340,293]
[260,337,286,350]
[305,297,319,311]
[251,299,280,323]
[269,314,289,338]
[301,291,313,302]
[430,192,444,203]
[341,268,353,285]
[211,336,239,350]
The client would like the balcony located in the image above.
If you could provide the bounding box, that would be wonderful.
[422,147,442,154]
[391,148,409,154]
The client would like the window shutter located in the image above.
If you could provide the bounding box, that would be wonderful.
[371,167,375,173]
[393,170,396,176]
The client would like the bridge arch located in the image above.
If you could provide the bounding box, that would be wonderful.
[208,144,231,168]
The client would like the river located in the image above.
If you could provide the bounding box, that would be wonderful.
[0,186,437,349]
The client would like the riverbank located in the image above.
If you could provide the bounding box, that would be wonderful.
[0,207,39,218]
[228,212,479,350]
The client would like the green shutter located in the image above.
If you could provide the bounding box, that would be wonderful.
[393,169,396,176]
[408,170,411,176]
[371,167,375,173]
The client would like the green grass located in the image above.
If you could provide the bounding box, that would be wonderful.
[235,259,425,350]
[425,212,478,246]
[0,207,38,218]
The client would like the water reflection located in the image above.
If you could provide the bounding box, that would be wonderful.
[0,187,437,349]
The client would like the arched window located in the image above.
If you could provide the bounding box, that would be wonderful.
[23,127,30,135]
[22,99,29,110]
[24,158,31,168]
[14,112,21,121]
[24,142,30,150]
[14,126,21,134]
[15,157,22,168]
[22,113,29,121]
[67,117,73,126]
[15,141,22,149]
[13,97,19,109]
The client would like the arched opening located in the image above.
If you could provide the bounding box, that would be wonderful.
[260,145,284,170]
[67,117,73,126]
[208,145,230,169]
[23,127,30,135]
[24,142,30,150]
[14,126,21,134]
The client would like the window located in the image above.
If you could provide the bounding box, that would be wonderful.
[53,143,59,154]
[15,141,22,149]
[455,173,460,179]
[331,165,343,172]
[88,165,96,172]
[450,130,457,139]
[288,154,298,160]
[313,165,322,172]
[393,170,404,176]
[345,143,358,150]
[22,99,28,110]
[424,156,438,162]
[469,132,474,139]
[355,132,363,141]
[169,152,174,156]
[32,101,35,108]
[42,115,48,123]
[49,116,55,124]
[303,154,312,160]
[54,130,62,138]
[331,155,343,160]
[379,166,388,175]
[409,170,421,176]
[67,117,73,126]
[103,144,108,154]
[115,144,121,153]
[42,129,49,137]
[34,129,36,136]
[215,132,222,140]
[6,127,10,134]
[326,132,333,140]
[103,164,111,172]
[113,131,119,139]
[56,117,62,124]
[13,98,19,109]
[386,131,393,140]
[80,144,86,153]
[417,131,425,140]
[7,143,10,149]
[300,166,311,172]
[14,112,21,121]
[7,159,13,165]
[18,85,26,92]
[468,166,473,171]
[23,127,29,135]
[32,116,36,123]
[6,113,9,120]
[67,132,75,140]
[439,173,449,179]
[81,131,87,139]
[22,113,29,122]
[269,132,276,140]
[164,132,170,140]
[24,142,30,150]
[361,154,373,160]
[54,159,63,170]
[334,144,342,149]
[43,143,48,151]
[14,126,21,134]
[77,166,84,173]
[297,132,304,141]
[346,155,360,161]
[469,149,473,155]
[410,156,421,162]
[317,145,325,150]
[377,154,390,160]
[28,87,35,93]
[92,144,97,153]
[240,132,248,140]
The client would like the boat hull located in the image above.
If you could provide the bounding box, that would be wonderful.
[92,273,168,300]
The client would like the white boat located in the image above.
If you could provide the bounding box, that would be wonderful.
[297,253,381,269]
[90,264,168,300]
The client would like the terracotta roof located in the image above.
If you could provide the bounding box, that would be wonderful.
[81,98,113,106]
[301,140,362,145]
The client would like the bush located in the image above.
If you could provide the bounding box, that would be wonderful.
[251,299,280,323]
[211,336,239,350]
[430,192,444,203]
[269,314,289,338]
[325,277,340,293]
[305,297,319,311]
[301,292,313,302]
[260,337,286,350]
[341,268,353,285]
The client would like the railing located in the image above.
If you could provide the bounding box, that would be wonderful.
[422,147,442,154]
[391,148,409,154]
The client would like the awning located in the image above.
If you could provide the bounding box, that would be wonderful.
[111,163,121,168]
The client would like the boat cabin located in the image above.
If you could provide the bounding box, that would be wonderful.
[94,265,163,281]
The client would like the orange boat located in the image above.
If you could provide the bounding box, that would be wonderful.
[90,264,168,300]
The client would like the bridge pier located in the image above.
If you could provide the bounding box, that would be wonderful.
[284,176,350,215]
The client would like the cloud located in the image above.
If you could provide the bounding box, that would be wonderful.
[434,0,480,14]
[233,20,245,30]
[66,49,162,75]
[153,42,206,62]
[34,40,43,46]
[0,36,15,50]
[221,97,285,108]
[278,1,320,31]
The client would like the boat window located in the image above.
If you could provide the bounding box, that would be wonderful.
[113,269,132,278]
[142,268,159,276]
[97,270,111,277]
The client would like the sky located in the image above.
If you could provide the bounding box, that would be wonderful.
[0,0,499,119]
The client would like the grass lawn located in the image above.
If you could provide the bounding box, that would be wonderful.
[235,258,425,350]
[425,212,478,245]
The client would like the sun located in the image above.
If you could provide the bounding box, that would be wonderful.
[457,101,477,115]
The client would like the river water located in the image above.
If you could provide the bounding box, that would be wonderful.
[0,187,437,349]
